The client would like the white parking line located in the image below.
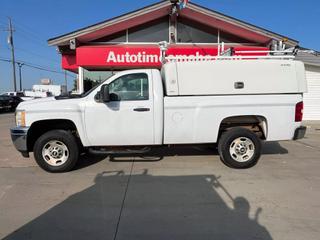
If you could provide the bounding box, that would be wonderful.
[0,185,13,200]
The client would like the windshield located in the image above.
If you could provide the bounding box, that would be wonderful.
[81,73,115,97]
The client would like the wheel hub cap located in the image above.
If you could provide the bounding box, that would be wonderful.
[42,140,69,166]
[229,137,255,162]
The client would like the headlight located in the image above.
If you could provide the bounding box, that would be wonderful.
[15,110,26,127]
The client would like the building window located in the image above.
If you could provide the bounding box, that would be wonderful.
[177,18,218,43]
[219,30,256,44]
[128,17,169,42]
[92,30,127,43]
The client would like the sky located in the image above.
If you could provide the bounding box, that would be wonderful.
[0,0,319,93]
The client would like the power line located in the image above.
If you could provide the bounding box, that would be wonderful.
[0,46,10,50]
[0,57,76,78]
[11,19,46,41]
[0,16,76,89]
[15,47,61,64]
[1,17,63,69]
[0,19,7,25]
[0,51,67,75]
[14,31,51,50]
[1,38,62,67]
[20,59,68,75]
[0,45,69,75]
[5,18,53,51]
[25,63,75,77]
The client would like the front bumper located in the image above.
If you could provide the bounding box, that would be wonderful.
[293,126,307,140]
[10,127,30,157]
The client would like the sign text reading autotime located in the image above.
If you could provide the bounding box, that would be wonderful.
[107,51,161,63]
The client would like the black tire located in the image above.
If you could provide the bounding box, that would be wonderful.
[33,130,79,173]
[218,127,261,169]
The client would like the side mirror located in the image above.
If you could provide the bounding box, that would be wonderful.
[110,93,120,101]
[94,92,101,102]
[100,84,110,102]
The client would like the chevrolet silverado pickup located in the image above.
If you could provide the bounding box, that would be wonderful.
[11,59,307,172]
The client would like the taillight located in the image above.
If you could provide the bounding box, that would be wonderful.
[295,102,303,122]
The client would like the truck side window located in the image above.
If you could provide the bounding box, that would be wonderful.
[109,73,149,101]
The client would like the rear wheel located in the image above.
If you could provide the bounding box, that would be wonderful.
[33,130,79,172]
[218,127,261,168]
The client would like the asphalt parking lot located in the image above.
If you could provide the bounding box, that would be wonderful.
[0,113,320,240]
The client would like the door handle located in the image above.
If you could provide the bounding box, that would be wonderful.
[133,108,150,112]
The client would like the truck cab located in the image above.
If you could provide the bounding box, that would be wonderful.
[84,69,164,146]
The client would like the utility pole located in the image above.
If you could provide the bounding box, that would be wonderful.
[64,70,68,91]
[17,62,24,91]
[7,17,17,92]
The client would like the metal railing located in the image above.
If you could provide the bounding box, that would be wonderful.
[158,41,297,63]
[165,52,295,62]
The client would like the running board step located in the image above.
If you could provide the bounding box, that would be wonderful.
[88,147,151,155]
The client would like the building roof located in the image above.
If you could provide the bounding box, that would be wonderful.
[185,2,298,46]
[48,0,299,47]
[48,1,171,46]
[295,50,320,67]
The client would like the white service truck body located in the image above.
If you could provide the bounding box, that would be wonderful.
[11,59,307,172]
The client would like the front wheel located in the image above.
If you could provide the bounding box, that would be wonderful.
[218,128,261,169]
[33,130,79,173]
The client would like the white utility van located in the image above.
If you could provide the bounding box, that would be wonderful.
[11,58,307,172]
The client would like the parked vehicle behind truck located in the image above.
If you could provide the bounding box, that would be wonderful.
[0,95,23,112]
[2,91,33,101]
[10,58,307,172]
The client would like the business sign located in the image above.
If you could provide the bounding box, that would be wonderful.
[62,45,268,71]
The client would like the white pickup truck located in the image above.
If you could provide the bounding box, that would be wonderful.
[11,59,307,172]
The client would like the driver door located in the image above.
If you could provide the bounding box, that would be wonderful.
[84,70,154,146]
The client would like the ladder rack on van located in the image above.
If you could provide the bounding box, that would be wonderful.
[165,49,296,63]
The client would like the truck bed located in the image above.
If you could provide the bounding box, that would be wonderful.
[163,94,302,144]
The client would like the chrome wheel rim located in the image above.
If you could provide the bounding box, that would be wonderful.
[42,140,69,166]
[229,137,255,162]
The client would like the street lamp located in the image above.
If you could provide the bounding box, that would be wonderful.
[17,62,24,91]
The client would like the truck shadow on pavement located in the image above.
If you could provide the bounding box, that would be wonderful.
[261,141,288,155]
[3,171,273,240]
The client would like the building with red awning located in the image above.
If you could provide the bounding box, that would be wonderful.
[48,1,298,94]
